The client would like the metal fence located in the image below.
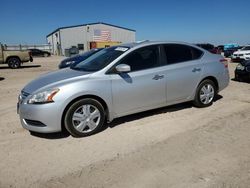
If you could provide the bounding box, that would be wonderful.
[2,44,52,53]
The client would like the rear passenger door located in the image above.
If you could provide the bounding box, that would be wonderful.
[163,44,204,103]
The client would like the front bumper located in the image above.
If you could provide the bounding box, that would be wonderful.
[232,55,250,61]
[18,101,63,133]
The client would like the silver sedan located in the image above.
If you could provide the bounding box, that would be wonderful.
[18,41,230,137]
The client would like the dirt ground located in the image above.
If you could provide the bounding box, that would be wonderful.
[0,56,250,188]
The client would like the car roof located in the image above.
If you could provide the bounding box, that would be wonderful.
[121,40,203,50]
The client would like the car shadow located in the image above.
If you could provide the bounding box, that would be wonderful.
[108,102,193,129]
[0,77,5,81]
[214,94,223,101]
[30,130,70,139]
[0,65,41,69]
[20,65,41,69]
[108,95,223,129]
[231,78,250,83]
[29,95,223,139]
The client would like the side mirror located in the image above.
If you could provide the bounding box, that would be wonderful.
[115,64,131,73]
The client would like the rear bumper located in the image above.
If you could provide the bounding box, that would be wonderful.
[218,68,230,92]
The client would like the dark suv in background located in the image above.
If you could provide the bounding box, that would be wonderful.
[58,48,103,69]
[235,60,250,82]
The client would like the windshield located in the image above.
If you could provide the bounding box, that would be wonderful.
[71,46,129,71]
[80,48,102,58]
[241,46,250,51]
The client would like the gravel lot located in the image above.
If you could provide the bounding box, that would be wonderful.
[0,56,250,188]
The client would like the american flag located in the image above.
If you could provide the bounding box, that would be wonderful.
[93,29,111,41]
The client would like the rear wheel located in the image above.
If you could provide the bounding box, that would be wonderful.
[8,57,21,69]
[193,79,216,107]
[64,98,105,137]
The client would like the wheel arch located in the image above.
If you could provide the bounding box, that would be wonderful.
[6,56,21,63]
[199,76,219,93]
[61,94,110,131]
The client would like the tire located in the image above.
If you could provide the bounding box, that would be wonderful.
[7,57,21,69]
[44,53,49,57]
[193,79,216,108]
[64,98,105,137]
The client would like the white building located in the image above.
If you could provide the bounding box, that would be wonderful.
[46,22,136,56]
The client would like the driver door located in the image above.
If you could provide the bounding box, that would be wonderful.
[110,45,167,117]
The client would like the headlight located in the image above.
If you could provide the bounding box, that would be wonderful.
[27,88,60,104]
[245,53,250,55]
[65,61,75,65]
[236,64,245,70]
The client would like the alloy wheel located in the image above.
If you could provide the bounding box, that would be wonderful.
[199,84,215,104]
[72,104,101,133]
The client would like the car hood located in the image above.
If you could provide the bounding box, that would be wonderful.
[234,50,250,54]
[23,68,92,94]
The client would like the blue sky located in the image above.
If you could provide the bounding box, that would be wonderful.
[0,0,249,45]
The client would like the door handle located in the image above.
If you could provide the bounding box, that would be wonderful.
[152,74,164,80]
[192,68,201,72]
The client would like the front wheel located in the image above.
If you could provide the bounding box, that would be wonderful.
[64,98,105,137]
[193,79,216,108]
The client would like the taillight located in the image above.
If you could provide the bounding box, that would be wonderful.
[220,58,228,68]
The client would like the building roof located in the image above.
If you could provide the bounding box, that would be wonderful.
[46,22,136,38]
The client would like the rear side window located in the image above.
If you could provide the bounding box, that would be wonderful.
[164,44,203,64]
[119,45,160,72]
[192,47,203,59]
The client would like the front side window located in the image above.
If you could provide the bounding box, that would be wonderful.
[71,46,129,72]
[164,44,202,64]
[118,45,160,72]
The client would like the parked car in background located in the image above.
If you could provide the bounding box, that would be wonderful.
[195,43,221,54]
[232,46,250,62]
[0,44,33,68]
[18,41,229,137]
[29,49,51,57]
[235,60,250,81]
[59,48,103,69]
[224,47,242,58]
[217,45,225,52]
